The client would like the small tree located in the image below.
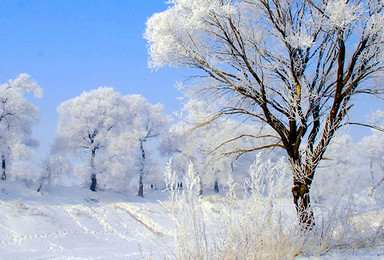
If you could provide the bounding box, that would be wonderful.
[37,155,72,192]
[0,74,42,181]
[145,0,384,227]
[55,87,124,191]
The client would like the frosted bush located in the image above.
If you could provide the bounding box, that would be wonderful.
[164,157,384,259]
[9,161,38,187]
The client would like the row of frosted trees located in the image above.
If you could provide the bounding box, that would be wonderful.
[0,76,273,196]
[1,74,384,200]
[50,87,171,196]
[47,87,278,195]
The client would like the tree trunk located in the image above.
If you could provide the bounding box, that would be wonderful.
[214,181,219,193]
[291,181,314,229]
[90,149,97,192]
[196,171,203,196]
[138,174,144,197]
[90,174,97,192]
[288,153,316,229]
[1,156,6,181]
[137,139,145,197]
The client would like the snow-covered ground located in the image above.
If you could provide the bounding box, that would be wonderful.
[0,182,174,259]
[0,181,383,259]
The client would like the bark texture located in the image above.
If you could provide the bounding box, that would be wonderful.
[292,182,314,228]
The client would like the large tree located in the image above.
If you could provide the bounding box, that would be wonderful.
[145,0,384,227]
[55,87,124,191]
[0,74,42,181]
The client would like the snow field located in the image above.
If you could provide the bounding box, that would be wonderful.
[0,182,174,259]
[0,180,383,259]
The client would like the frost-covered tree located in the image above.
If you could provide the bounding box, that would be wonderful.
[162,99,271,194]
[0,74,42,181]
[55,87,124,191]
[359,110,384,196]
[146,0,384,227]
[37,155,72,192]
[107,95,171,197]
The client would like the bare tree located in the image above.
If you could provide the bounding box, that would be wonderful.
[145,0,384,227]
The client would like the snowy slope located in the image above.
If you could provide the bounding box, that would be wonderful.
[0,182,174,259]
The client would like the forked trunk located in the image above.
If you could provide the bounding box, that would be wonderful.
[292,181,314,229]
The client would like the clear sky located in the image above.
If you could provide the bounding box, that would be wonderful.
[0,0,185,165]
[0,0,381,168]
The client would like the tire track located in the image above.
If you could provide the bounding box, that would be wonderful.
[115,203,170,237]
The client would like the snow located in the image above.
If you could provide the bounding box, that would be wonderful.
[0,181,383,259]
[0,182,174,259]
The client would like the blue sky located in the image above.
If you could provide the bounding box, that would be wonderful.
[0,0,184,164]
